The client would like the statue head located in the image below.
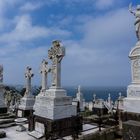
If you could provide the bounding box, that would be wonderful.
[42,59,48,65]
[26,66,31,71]
[52,40,61,48]
[137,5,140,10]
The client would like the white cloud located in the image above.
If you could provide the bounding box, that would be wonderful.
[0,15,71,44]
[20,2,43,12]
[95,0,115,10]
[61,8,134,86]
[81,8,135,48]
[0,0,134,86]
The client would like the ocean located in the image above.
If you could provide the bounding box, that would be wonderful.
[65,86,127,102]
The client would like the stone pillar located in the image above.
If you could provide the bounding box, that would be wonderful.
[124,43,140,113]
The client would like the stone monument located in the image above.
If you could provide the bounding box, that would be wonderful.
[124,3,140,113]
[39,59,50,96]
[17,66,35,117]
[0,65,7,114]
[34,41,76,120]
[73,85,85,112]
[31,41,82,139]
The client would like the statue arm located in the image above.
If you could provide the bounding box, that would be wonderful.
[129,3,135,15]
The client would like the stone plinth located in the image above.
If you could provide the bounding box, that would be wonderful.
[123,120,140,140]
[124,43,140,113]
[34,88,77,120]
[18,96,35,110]
[17,96,35,118]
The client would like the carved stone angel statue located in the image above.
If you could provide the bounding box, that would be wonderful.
[129,3,140,41]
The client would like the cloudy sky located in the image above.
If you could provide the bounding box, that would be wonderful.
[0,0,138,87]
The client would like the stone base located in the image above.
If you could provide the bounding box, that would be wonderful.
[16,108,33,118]
[0,107,7,114]
[123,120,140,140]
[18,96,35,110]
[127,84,140,97]
[29,115,82,139]
[121,111,140,122]
[33,88,77,120]
[123,84,140,113]
[123,98,140,113]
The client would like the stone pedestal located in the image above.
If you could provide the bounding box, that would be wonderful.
[0,84,7,114]
[17,96,35,118]
[31,88,80,138]
[34,88,77,120]
[123,120,140,140]
[124,43,140,113]
[29,115,82,139]
[29,41,82,138]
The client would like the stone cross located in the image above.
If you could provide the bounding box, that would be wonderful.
[48,40,65,88]
[108,93,111,103]
[118,92,122,100]
[129,3,140,41]
[40,59,50,92]
[0,65,3,83]
[93,94,96,102]
[24,66,34,97]
[78,85,81,93]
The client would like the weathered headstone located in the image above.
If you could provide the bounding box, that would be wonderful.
[18,66,35,117]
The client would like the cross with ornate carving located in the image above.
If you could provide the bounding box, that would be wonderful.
[40,59,50,93]
[25,66,34,96]
[48,40,65,88]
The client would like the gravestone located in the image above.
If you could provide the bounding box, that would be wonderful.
[123,3,140,113]
[18,66,35,117]
[34,41,76,120]
[31,41,81,139]
[0,65,7,114]
[38,59,50,96]
[73,85,85,112]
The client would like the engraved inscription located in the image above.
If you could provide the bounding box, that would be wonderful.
[18,110,22,117]
[133,59,140,81]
